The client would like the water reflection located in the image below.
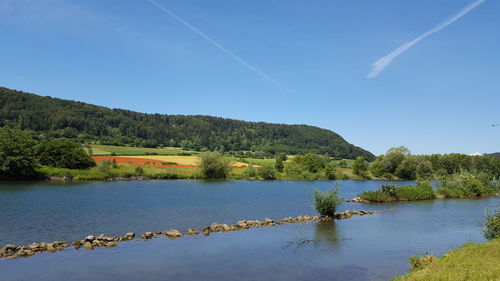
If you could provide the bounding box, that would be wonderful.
[314,220,342,247]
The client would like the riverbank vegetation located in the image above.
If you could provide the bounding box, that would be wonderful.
[370,146,500,181]
[2,123,500,182]
[359,182,436,202]
[358,171,499,202]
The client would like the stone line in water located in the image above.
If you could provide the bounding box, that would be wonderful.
[0,210,375,260]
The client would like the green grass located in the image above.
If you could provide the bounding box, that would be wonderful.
[90,144,197,156]
[392,239,500,281]
[358,182,435,202]
[37,165,200,180]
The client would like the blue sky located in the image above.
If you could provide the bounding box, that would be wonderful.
[1,0,499,155]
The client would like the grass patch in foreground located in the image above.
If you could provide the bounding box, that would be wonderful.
[392,239,500,281]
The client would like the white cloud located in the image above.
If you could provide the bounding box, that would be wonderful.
[367,0,486,78]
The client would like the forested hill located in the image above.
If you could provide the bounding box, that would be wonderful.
[0,87,375,160]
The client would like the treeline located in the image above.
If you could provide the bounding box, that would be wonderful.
[359,171,500,202]
[0,127,95,179]
[0,87,374,160]
[361,146,500,180]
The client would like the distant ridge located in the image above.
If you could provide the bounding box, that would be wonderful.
[489,153,500,158]
[0,87,375,160]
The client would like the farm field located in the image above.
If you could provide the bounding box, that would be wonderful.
[90,145,196,156]
[92,155,249,168]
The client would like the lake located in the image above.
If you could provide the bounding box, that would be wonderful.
[0,180,497,281]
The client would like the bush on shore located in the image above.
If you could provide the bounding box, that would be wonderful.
[359,181,435,202]
[313,187,343,217]
[258,164,276,180]
[484,207,500,240]
[437,171,500,198]
[199,152,230,179]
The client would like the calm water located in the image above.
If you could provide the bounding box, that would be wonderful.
[0,180,497,281]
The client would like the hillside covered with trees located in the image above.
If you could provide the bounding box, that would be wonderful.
[0,87,374,160]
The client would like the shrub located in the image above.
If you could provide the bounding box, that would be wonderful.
[244,164,257,178]
[324,162,338,180]
[313,187,343,217]
[484,207,500,240]
[98,159,112,174]
[353,156,368,176]
[135,166,145,176]
[437,171,495,198]
[359,182,435,202]
[381,184,398,197]
[408,255,437,271]
[395,181,435,201]
[259,164,276,180]
[200,151,230,179]
[359,190,396,202]
[275,158,284,172]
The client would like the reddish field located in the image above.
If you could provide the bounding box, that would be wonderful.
[92,156,246,168]
[336,168,353,172]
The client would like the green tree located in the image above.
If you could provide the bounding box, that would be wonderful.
[416,160,434,180]
[275,158,284,172]
[324,162,338,180]
[395,157,419,180]
[200,151,230,179]
[35,139,95,169]
[0,127,38,179]
[244,164,257,178]
[259,164,276,180]
[277,153,288,162]
[353,156,368,176]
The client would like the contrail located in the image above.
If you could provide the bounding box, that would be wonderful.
[147,0,289,91]
[367,0,486,78]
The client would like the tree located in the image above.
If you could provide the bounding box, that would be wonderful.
[244,164,257,178]
[395,157,419,180]
[277,153,288,162]
[353,156,368,176]
[200,152,230,179]
[324,162,338,180]
[259,164,276,180]
[416,160,434,180]
[0,127,38,179]
[35,139,95,169]
[275,158,284,172]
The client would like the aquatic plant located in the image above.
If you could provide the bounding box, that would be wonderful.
[313,187,343,217]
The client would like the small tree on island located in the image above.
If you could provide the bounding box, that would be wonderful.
[200,151,230,179]
[313,187,343,217]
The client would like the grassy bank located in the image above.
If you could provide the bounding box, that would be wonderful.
[358,172,500,202]
[392,239,500,281]
[359,182,436,202]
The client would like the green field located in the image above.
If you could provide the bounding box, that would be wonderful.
[90,145,197,156]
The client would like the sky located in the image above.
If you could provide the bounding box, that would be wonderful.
[0,0,499,156]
